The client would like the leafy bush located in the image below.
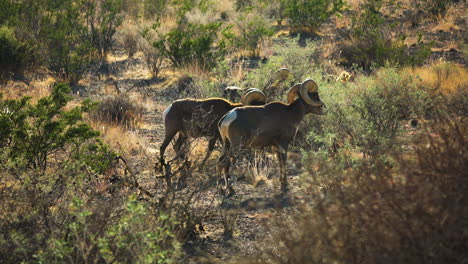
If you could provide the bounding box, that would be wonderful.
[0,0,19,25]
[154,21,232,70]
[0,84,181,263]
[272,36,317,82]
[235,12,275,56]
[86,0,123,61]
[0,26,29,81]
[340,0,432,71]
[122,0,142,18]
[242,116,467,264]
[303,68,434,162]
[281,0,346,32]
[41,0,94,85]
[0,83,103,171]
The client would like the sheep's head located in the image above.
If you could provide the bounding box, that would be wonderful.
[241,88,267,106]
[287,79,324,115]
[223,86,243,102]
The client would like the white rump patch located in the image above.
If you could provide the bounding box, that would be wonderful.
[162,104,172,124]
[219,110,237,138]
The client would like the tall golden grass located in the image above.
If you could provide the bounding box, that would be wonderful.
[404,61,467,95]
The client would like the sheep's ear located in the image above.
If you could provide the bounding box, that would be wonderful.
[287,83,301,104]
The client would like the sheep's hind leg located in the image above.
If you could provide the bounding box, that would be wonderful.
[158,129,177,173]
[199,137,217,171]
[216,153,235,197]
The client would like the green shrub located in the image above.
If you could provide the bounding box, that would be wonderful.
[0,83,101,172]
[0,0,19,25]
[272,36,317,82]
[235,12,275,56]
[281,0,346,32]
[42,0,94,85]
[304,68,434,163]
[0,26,29,81]
[0,84,182,263]
[86,0,123,61]
[154,21,232,70]
[340,0,432,71]
[235,0,254,11]
[122,0,142,18]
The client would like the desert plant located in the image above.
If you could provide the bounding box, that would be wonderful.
[0,84,185,263]
[119,24,140,57]
[272,36,317,81]
[0,26,29,81]
[303,68,435,162]
[0,83,103,172]
[143,0,169,19]
[153,21,233,70]
[86,0,123,61]
[235,12,275,56]
[418,0,458,20]
[241,115,467,264]
[0,0,19,25]
[91,94,143,129]
[122,0,142,18]
[41,0,94,85]
[281,0,346,32]
[340,0,432,71]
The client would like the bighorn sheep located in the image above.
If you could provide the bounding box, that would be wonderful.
[159,88,267,170]
[217,79,324,195]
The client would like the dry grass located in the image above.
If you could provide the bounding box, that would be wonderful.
[0,76,54,102]
[404,62,467,95]
[93,122,149,157]
[180,62,214,82]
[185,8,219,25]
[246,153,274,188]
[431,3,464,32]
[212,0,235,15]
[89,94,144,129]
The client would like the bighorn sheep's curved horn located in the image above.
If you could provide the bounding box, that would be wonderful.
[287,83,301,104]
[241,88,259,103]
[299,79,323,106]
[242,88,266,105]
[276,68,291,81]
